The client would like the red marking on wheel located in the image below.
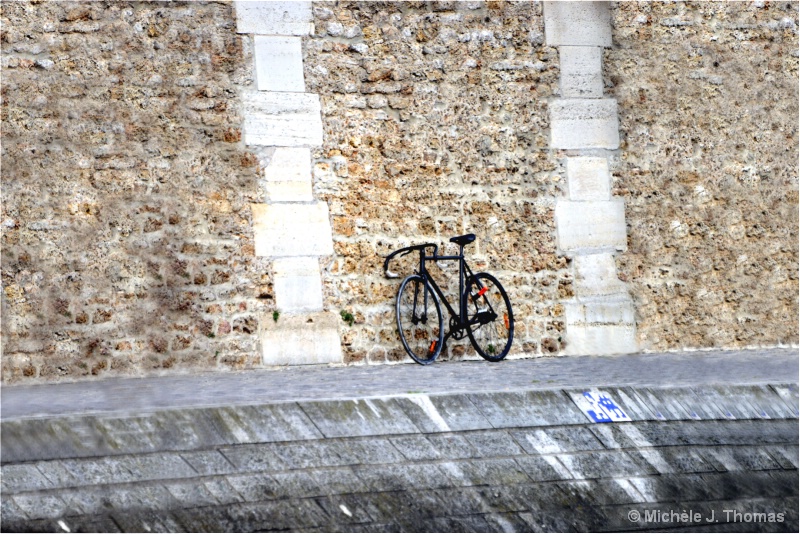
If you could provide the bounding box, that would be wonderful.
[477,287,488,297]
[428,341,437,354]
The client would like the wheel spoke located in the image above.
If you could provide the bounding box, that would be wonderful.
[464,273,513,361]
[397,275,443,365]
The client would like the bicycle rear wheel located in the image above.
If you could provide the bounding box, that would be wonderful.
[464,272,514,361]
[396,274,444,365]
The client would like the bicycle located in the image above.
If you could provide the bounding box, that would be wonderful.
[383,233,514,365]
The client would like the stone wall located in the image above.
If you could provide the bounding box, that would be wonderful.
[1,1,798,384]
[609,1,799,350]
[306,0,798,362]
[0,1,269,382]
[306,1,570,364]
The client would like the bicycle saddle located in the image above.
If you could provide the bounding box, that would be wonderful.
[449,233,476,246]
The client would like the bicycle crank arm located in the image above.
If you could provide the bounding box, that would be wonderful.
[472,311,497,325]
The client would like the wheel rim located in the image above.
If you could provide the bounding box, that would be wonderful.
[397,276,442,364]
[465,274,513,361]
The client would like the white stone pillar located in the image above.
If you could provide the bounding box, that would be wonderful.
[544,1,638,355]
[234,1,342,365]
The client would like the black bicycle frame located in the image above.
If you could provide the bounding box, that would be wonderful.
[384,243,478,331]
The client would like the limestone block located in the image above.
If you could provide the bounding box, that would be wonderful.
[564,296,635,326]
[543,2,612,47]
[559,46,604,98]
[254,36,305,93]
[234,1,313,36]
[555,199,627,253]
[567,157,611,201]
[261,312,342,365]
[251,202,334,257]
[264,147,313,202]
[241,92,323,147]
[550,99,619,149]
[273,257,323,313]
[266,180,312,203]
[573,253,628,297]
[563,294,637,356]
[563,324,638,356]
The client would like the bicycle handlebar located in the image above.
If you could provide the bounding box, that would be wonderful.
[383,243,438,278]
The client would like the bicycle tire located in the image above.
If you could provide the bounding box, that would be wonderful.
[463,272,514,361]
[396,274,444,365]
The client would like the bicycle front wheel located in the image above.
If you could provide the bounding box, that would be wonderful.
[464,272,514,362]
[396,274,444,365]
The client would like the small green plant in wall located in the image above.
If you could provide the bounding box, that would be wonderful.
[340,310,354,327]
[272,311,280,322]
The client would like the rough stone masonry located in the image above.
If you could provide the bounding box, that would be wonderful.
[1,1,797,383]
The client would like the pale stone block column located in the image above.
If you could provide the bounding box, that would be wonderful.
[253,36,305,92]
[543,1,612,47]
[235,1,342,365]
[240,92,323,146]
[251,203,334,258]
[234,1,314,36]
[272,258,324,313]
[559,47,604,98]
[545,1,638,355]
[555,199,627,253]
[549,99,620,150]
[263,147,314,202]
[566,157,611,200]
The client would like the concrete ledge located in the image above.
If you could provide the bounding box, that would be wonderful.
[2,384,796,462]
[468,390,588,428]
[2,352,797,532]
[1,383,797,532]
[550,98,620,149]
[4,350,795,421]
[234,1,313,36]
[0,402,324,463]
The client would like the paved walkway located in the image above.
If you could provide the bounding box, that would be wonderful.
[1,347,797,420]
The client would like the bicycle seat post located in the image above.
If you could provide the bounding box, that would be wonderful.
[457,243,465,309]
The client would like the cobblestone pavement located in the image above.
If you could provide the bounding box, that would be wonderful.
[1,347,797,420]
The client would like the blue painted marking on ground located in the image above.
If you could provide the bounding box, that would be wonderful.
[581,391,631,423]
